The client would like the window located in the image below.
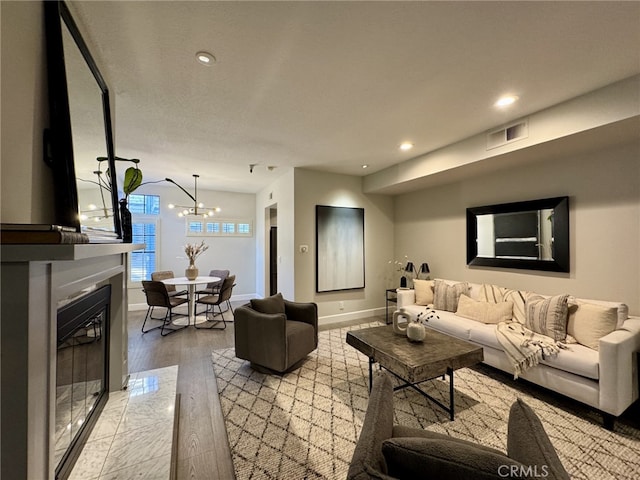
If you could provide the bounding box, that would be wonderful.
[129,194,159,282]
[130,223,157,282]
[128,194,160,215]
[186,218,252,237]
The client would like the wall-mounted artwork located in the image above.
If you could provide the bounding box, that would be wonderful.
[316,205,365,292]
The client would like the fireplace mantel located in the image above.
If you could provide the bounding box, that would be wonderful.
[1,243,142,480]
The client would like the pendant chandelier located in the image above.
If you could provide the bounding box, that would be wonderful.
[166,174,221,218]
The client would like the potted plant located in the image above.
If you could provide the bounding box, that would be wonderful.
[119,165,143,243]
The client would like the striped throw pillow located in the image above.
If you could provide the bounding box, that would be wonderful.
[478,284,507,303]
[503,289,534,324]
[525,294,570,341]
[433,280,470,312]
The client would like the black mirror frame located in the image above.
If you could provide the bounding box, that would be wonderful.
[466,196,569,273]
[44,0,121,237]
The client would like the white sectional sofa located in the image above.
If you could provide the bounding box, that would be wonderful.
[396,279,640,428]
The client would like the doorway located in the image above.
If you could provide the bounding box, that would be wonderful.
[270,226,277,295]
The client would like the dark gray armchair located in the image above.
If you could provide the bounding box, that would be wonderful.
[348,371,570,480]
[234,293,318,373]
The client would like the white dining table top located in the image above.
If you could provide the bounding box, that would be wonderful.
[161,276,221,286]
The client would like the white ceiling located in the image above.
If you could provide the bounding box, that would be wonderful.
[69,1,640,194]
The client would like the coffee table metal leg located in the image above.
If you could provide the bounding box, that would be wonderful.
[369,357,374,393]
[448,367,454,421]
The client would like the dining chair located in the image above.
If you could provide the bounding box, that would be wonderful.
[195,269,229,299]
[151,271,188,297]
[194,274,236,329]
[141,280,189,336]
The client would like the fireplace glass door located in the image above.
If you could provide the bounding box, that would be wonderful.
[55,285,110,478]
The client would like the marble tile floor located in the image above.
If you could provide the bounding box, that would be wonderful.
[68,365,178,480]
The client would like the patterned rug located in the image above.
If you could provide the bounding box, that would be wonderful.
[211,322,640,480]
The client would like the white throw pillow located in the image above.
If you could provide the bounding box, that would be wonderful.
[455,294,513,324]
[567,301,618,351]
[413,279,434,306]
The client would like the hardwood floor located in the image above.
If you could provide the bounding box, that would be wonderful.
[128,306,237,480]
[127,305,377,480]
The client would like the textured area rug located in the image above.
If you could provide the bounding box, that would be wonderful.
[211,323,640,480]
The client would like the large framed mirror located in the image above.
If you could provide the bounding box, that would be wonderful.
[466,197,569,273]
[44,0,121,238]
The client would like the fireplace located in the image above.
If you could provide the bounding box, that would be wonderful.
[54,285,111,480]
[1,243,135,480]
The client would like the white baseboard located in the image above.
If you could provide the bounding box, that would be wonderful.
[129,293,258,311]
[319,307,386,326]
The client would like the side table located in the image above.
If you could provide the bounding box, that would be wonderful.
[385,289,397,324]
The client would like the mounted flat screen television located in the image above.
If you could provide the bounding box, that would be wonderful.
[44,0,122,238]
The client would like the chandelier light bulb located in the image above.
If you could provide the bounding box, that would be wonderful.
[168,203,175,209]
[178,212,184,217]
[208,210,215,216]
[198,202,204,208]
[183,209,189,215]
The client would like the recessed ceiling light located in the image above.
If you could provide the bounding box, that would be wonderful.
[399,142,414,151]
[495,95,519,107]
[362,164,369,169]
[195,51,216,66]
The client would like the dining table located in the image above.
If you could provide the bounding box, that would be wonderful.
[161,276,221,326]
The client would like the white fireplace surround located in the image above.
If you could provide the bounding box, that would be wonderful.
[0,243,141,480]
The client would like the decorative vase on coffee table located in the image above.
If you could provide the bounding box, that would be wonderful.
[185,262,198,280]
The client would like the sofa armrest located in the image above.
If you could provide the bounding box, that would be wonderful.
[396,289,415,308]
[285,300,318,330]
[598,316,640,416]
[234,306,287,367]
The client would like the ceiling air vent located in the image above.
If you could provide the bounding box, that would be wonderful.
[486,119,529,150]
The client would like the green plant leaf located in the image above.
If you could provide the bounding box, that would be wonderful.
[123,167,143,196]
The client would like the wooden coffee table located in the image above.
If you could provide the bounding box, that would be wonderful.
[346,324,483,420]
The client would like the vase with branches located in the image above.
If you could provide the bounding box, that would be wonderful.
[184,240,209,280]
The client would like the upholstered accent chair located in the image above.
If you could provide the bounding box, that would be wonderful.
[348,371,570,480]
[141,280,189,336]
[234,293,318,373]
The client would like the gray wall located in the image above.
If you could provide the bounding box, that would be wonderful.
[1,1,55,224]
[394,141,640,314]
[293,169,395,321]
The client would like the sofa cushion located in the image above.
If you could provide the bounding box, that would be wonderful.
[507,398,570,480]
[456,294,513,324]
[467,323,600,380]
[434,280,470,312]
[539,343,600,380]
[251,292,285,314]
[479,284,508,303]
[382,437,526,480]
[567,301,618,351]
[503,289,535,324]
[413,279,434,306]
[525,294,570,342]
[424,309,476,340]
[570,297,628,330]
